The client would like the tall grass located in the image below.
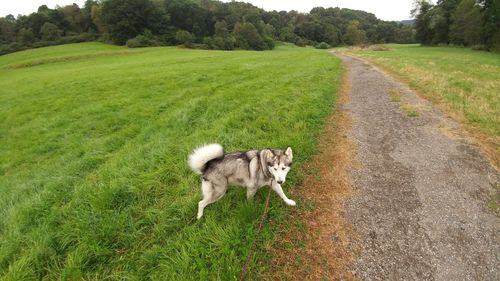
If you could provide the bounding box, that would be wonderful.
[0,43,341,279]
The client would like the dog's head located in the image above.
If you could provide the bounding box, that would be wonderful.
[263,147,293,185]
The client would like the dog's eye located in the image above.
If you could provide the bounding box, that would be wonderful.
[282,167,285,171]
[274,168,277,171]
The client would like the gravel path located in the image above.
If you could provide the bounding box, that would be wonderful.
[336,53,499,281]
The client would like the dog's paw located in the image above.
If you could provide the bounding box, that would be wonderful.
[197,213,203,220]
[286,199,296,206]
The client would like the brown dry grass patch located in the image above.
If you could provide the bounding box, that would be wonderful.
[388,89,402,102]
[401,103,419,117]
[268,66,357,280]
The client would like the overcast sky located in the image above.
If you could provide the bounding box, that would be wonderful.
[1,0,416,21]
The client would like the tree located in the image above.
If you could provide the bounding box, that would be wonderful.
[395,24,416,43]
[165,0,208,37]
[323,24,340,46]
[294,19,324,42]
[343,20,367,45]
[60,4,88,34]
[175,30,194,46]
[278,26,298,42]
[17,28,36,45]
[412,0,434,45]
[41,22,61,41]
[90,5,106,34]
[428,7,448,44]
[233,22,268,50]
[262,23,276,38]
[101,0,168,45]
[19,12,49,38]
[214,20,229,37]
[479,0,500,50]
[450,0,483,46]
[433,0,461,44]
[0,15,16,43]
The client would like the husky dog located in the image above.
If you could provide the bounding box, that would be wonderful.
[188,144,296,219]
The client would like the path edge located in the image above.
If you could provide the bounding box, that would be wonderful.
[268,54,358,280]
[334,50,499,171]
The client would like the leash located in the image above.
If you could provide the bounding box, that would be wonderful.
[239,187,272,281]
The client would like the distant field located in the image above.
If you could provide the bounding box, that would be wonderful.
[0,43,341,279]
[345,44,500,140]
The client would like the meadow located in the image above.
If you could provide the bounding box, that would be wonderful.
[345,44,500,141]
[0,42,341,280]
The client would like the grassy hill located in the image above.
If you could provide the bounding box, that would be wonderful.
[0,43,341,280]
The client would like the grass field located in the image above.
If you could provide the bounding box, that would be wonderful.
[0,42,341,280]
[345,44,500,139]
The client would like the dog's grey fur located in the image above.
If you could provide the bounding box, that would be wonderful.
[188,144,296,219]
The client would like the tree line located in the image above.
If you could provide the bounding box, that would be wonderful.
[0,0,416,55]
[413,0,500,50]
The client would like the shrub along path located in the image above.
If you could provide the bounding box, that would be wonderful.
[336,53,499,280]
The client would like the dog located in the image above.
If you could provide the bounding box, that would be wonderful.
[188,144,296,219]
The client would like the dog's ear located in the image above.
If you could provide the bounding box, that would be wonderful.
[264,149,274,159]
[285,147,293,159]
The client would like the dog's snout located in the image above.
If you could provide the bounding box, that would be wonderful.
[277,180,283,184]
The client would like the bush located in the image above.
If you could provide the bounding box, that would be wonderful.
[233,22,268,51]
[470,44,487,51]
[175,30,194,47]
[17,28,36,46]
[205,35,236,50]
[0,42,25,55]
[33,40,59,48]
[315,42,330,49]
[294,38,307,47]
[126,35,159,48]
[41,22,61,41]
[30,33,97,49]
[264,36,275,50]
[60,33,96,44]
[203,37,213,48]
[126,30,161,48]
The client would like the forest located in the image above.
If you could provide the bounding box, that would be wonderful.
[0,0,415,55]
[413,0,500,50]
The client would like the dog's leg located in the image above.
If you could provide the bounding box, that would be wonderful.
[271,181,296,206]
[197,180,214,219]
[246,187,257,200]
[197,179,219,219]
[211,180,227,204]
[197,178,228,219]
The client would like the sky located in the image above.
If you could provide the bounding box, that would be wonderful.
[1,0,416,21]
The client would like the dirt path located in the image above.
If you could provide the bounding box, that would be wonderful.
[337,53,500,280]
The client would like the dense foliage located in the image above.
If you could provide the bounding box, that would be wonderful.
[0,0,416,55]
[412,0,500,50]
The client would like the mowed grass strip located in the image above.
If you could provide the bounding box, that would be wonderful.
[0,43,341,280]
[346,44,500,138]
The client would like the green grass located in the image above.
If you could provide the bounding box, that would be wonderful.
[0,42,341,280]
[345,44,500,137]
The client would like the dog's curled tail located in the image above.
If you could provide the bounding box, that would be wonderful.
[188,144,224,174]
